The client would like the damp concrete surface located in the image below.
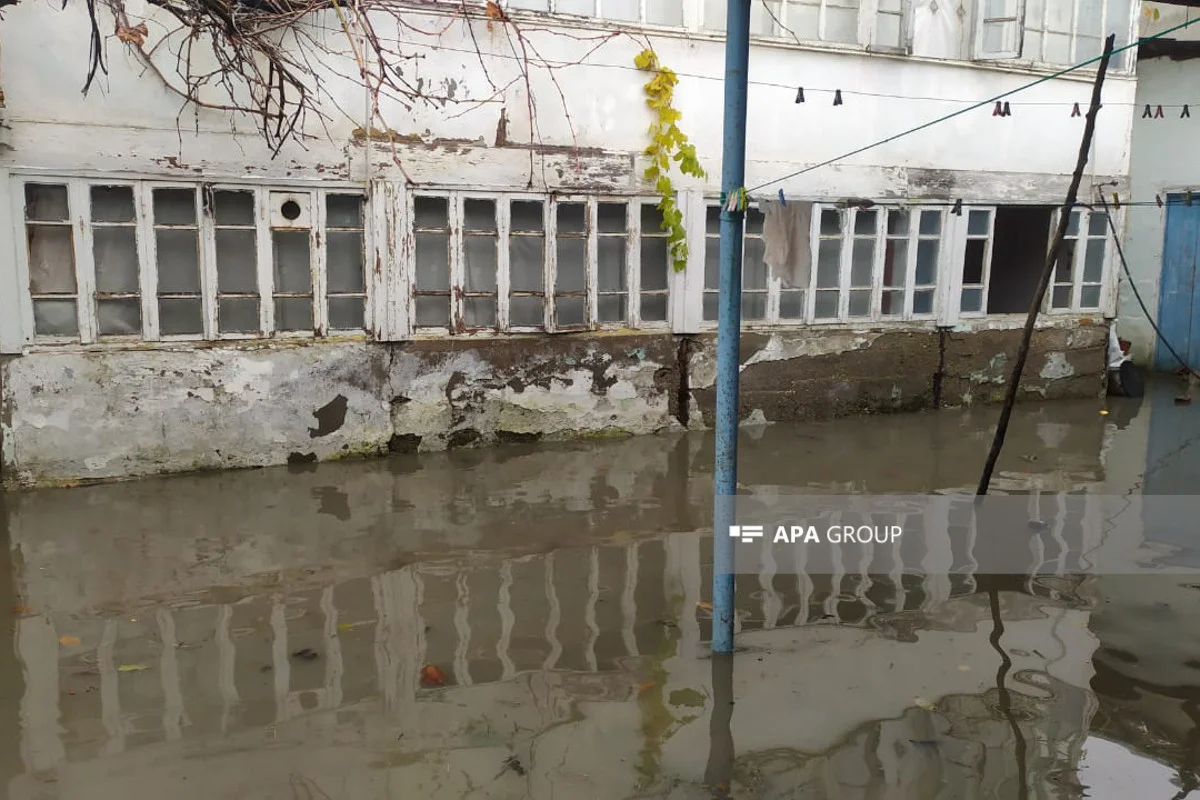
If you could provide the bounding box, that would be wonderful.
[1,377,1199,799]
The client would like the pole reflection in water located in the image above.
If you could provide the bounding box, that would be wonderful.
[704,652,735,798]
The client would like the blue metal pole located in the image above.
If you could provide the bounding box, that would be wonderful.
[712,0,751,656]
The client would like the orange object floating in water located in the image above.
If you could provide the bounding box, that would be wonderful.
[420,664,446,687]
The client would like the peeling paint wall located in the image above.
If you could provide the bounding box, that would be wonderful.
[0,325,1107,488]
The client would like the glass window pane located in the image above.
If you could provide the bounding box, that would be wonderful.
[642,294,669,323]
[327,231,365,294]
[913,289,935,315]
[1083,239,1106,283]
[91,186,135,223]
[919,210,942,236]
[887,209,910,236]
[511,201,544,232]
[1055,240,1076,282]
[414,232,450,291]
[814,290,839,319]
[216,230,258,293]
[214,191,255,226]
[463,199,496,232]
[159,297,204,336]
[848,289,871,317]
[28,226,76,294]
[93,228,140,293]
[463,297,497,328]
[156,230,201,294]
[968,209,990,237]
[916,240,939,285]
[1088,212,1109,237]
[556,238,587,292]
[465,236,498,293]
[820,209,842,236]
[1066,210,1081,237]
[275,297,313,331]
[779,290,805,320]
[961,287,983,314]
[702,292,719,322]
[154,189,196,226]
[704,238,720,291]
[744,238,768,290]
[745,208,765,236]
[272,231,311,293]
[646,0,682,25]
[706,206,721,235]
[328,296,365,330]
[641,238,669,291]
[1052,286,1072,309]
[327,194,364,228]
[598,238,626,292]
[557,203,587,234]
[598,295,626,324]
[641,204,666,234]
[1081,285,1102,308]
[854,209,878,236]
[741,293,766,321]
[884,240,907,288]
[97,298,141,335]
[850,239,875,287]
[509,237,544,292]
[25,184,69,222]
[556,296,587,327]
[509,296,543,327]
[414,296,448,327]
[598,203,627,234]
[881,290,904,316]
[33,299,78,336]
[219,297,259,334]
[817,240,841,288]
[414,196,449,229]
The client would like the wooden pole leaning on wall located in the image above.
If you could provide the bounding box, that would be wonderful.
[975,33,1117,498]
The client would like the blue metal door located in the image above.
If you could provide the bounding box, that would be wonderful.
[1156,194,1200,373]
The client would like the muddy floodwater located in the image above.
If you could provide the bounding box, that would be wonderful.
[2,378,1199,799]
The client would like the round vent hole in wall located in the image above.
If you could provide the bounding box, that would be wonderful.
[281,200,302,221]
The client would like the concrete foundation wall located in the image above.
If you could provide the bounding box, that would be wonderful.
[0,325,1108,489]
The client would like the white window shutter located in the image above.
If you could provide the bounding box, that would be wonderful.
[972,0,1026,60]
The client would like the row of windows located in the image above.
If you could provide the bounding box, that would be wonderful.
[495,0,1135,71]
[12,180,1114,345]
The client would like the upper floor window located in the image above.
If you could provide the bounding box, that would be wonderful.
[505,0,684,26]
[703,0,908,50]
[974,0,1135,70]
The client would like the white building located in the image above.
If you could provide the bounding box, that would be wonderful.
[1119,1,1200,371]
[0,0,1141,486]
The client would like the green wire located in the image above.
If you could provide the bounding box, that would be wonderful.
[747,15,1200,194]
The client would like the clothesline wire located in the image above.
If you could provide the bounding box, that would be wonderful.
[738,197,1196,210]
[744,14,1200,194]
[307,20,1198,108]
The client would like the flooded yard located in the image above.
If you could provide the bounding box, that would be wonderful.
[1,378,1199,799]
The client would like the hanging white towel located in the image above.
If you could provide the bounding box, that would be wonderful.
[760,199,813,290]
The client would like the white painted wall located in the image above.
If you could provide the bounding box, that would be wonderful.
[0,0,1138,195]
[1118,3,1200,365]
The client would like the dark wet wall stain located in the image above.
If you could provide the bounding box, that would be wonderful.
[313,486,352,521]
[309,395,348,439]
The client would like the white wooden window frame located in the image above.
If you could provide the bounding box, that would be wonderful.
[11,176,371,346]
[406,190,669,336]
[700,0,911,52]
[955,206,997,320]
[698,200,946,327]
[1047,206,1112,314]
[973,0,1138,73]
[503,0,687,28]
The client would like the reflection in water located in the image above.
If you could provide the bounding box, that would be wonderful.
[0,381,1198,797]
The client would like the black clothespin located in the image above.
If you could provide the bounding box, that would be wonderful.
[1183,104,1191,119]
[1002,101,1012,117]
[833,89,843,106]
[952,199,963,216]
[1156,194,1164,208]
[1143,104,1153,118]
[795,87,805,103]
[993,101,1003,117]
[778,189,787,207]
[1071,103,1081,118]
[1155,105,1165,119]
[1112,193,1121,210]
